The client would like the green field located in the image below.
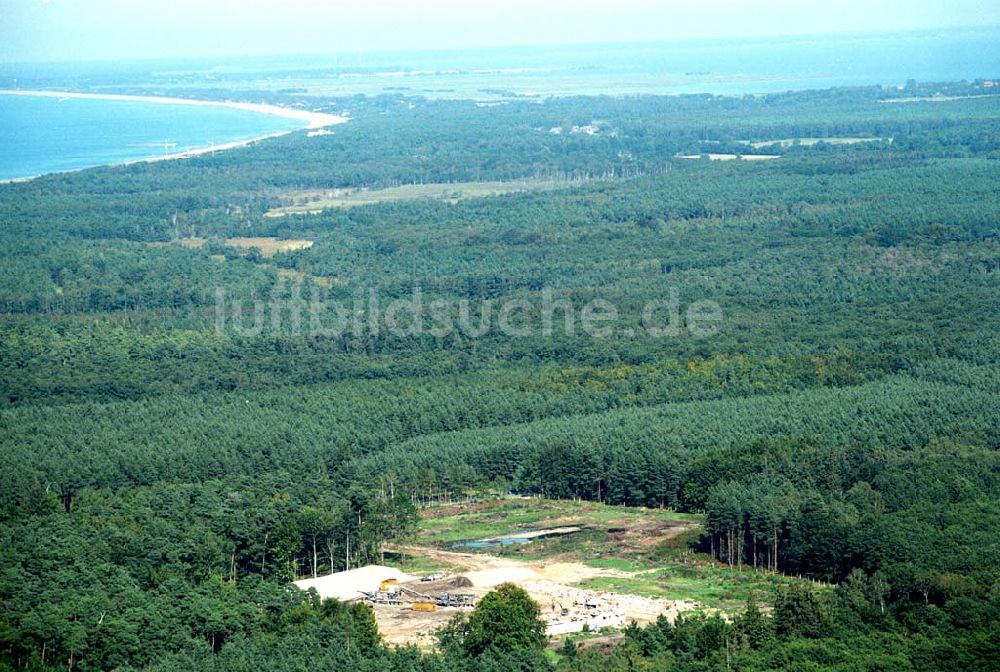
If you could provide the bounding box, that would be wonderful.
[578,565,821,610]
[266,179,584,215]
[413,497,818,611]
[416,497,701,545]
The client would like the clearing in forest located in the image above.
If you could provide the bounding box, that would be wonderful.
[368,497,822,647]
[264,179,586,216]
[223,237,314,256]
[149,236,313,257]
[676,153,780,161]
[378,544,699,647]
[740,137,889,148]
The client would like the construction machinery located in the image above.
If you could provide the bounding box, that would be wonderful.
[400,585,474,607]
[436,592,475,607]
[360,589,404,605]
[363,583,475,609]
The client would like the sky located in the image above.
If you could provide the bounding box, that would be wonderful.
[1,0,998,63]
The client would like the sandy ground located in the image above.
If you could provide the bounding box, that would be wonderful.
[0,89,345,128]
[373,603,468,647]
[380,546,700,646]
[295,565,414,601]
[525,578,699,625]
[0,89,347,181]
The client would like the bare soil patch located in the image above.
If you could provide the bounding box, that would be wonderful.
[378,546,700,645]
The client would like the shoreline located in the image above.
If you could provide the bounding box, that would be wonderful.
[0,89,348,183]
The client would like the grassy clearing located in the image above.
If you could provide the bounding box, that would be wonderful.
[584,558,648,572]
[224,237,313,256]
[148,237,313,257]
[413,497,825,613]
[265,179,585,215]
[416,497,699,544]
[579,563,814,610]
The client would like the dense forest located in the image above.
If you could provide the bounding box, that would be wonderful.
[1,82,998,670]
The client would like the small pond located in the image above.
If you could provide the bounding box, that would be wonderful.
[448,526,582,549]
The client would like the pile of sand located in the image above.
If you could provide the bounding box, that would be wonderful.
[414,575,474,593]
[294,565,415,601]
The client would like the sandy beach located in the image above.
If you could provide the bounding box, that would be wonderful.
[0,89,347,181]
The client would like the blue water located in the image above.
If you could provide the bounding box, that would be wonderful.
[2,28,998,180]
[450,537,535,549]
[102,27,1000,99]
[0,95,306,180]
[449,528,582,549]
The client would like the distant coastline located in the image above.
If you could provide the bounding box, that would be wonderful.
[0,90,347,183]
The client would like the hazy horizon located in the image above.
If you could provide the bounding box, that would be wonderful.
[4,26,1000,70]
[2,0,998,64]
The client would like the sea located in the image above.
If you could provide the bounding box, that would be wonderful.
[2,27,998,181]
[0,96,305,181]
